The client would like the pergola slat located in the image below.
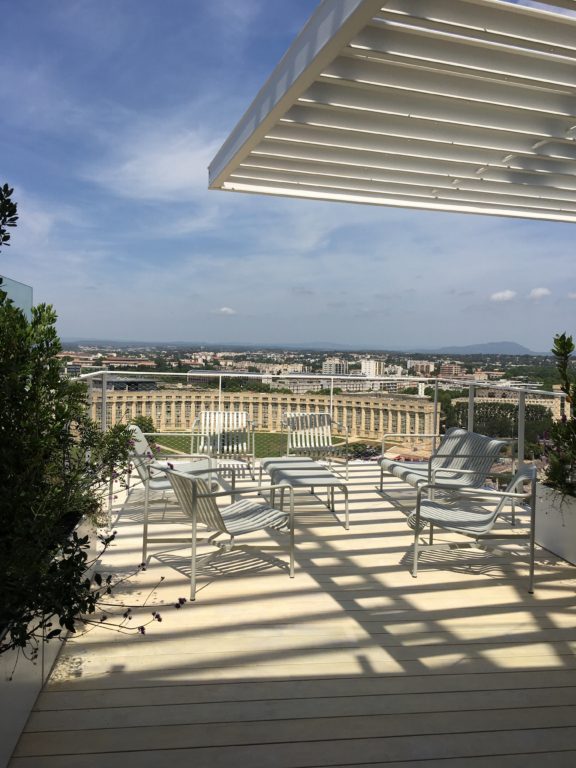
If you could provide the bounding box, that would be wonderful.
[381,0,576,52]
[282,104,574,156]
[231,168,576,210]
[239,157,576,200]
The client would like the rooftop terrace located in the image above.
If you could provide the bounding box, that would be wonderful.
[10,461,576,767]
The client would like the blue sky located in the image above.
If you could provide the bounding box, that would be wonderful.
[1,0,575,352]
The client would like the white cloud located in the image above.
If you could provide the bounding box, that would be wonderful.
[490,290,516,302]
[568,293,576,300]
[214,307,237,315]
[86,121,223,203]
[528,287,551,300]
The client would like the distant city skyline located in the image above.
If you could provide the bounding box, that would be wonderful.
[2,0,576,351]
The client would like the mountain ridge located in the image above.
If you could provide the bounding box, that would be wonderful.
[60,338,540,355]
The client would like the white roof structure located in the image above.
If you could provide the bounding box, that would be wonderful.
[208,0,576,222]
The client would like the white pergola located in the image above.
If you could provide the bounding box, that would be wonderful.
[209,0,576,222]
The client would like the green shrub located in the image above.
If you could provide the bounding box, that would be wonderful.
[545,333,576,496]
[0,293,133,655]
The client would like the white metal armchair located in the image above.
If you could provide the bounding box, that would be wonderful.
[380,427,507,494]
[191,410,256,476]
[408,464,537,592]
[284,412,349,478]
[128,425,230,561]
[165,469,295,599]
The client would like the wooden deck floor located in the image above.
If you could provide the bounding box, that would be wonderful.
[10,463,576,767]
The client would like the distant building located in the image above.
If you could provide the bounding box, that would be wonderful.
[322,357,349,376]
[101,358,156,368]
[439,362,466,379]
[106,378,158,392]
[91,388,437,443]
[64,363,82,378]
[385,365,406,377]
[407,360,435,375]
[361,359,386,377]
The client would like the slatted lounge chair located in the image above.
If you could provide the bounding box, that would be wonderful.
[192,410,256,477]
[408,464,537,592]
[379,427,507,494]
[128,425,230,561]
[284,412,349,479]
[165,468,295,599]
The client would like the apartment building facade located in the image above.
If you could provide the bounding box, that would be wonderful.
[90,387,437,442]
[322,357,349,376]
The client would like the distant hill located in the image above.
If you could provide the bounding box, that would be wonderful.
[60,338,539,355]
[430,341,535,355]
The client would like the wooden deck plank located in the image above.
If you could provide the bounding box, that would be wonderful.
[10,750,576,768]
[14,707,576,756]
[34,668,576,709]
[11,728,576,766]
[27,686,576,731]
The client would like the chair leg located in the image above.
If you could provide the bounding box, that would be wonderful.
[429,524,434,545]
[190,509,199,601]
[142,479,150,563]
[412,528,419,578]
[412,495,422,578]
[289,491,295,578]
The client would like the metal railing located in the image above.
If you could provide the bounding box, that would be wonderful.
[78,369,565,463]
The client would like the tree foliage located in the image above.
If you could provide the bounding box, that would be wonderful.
[130,414,157,434]
[0,294,133,655]
[451,400,553,455]
[545,333,576,496]
[0,183,18,252]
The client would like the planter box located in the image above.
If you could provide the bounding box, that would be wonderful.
[0,629,62,768]
[0,518,98,768]
[535,484,576,566]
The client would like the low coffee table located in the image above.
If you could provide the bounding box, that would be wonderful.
[260,456,349,529]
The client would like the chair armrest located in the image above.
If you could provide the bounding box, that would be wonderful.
[150,462,235,486]
[417,483,530,501]
[451,485,532,501]
[197,483,294,500]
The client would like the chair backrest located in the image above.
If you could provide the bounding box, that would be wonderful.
[128,424,155,483]
[166,470,227,533]
[431,427,507,487]
[194,411,252,457]
[284,412,333,453]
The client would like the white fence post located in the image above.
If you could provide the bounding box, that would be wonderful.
[517,390,526,465]
[100,372,108,432]
[433,379,439,450]
[467,385,475,432]
[329,377,334,420]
